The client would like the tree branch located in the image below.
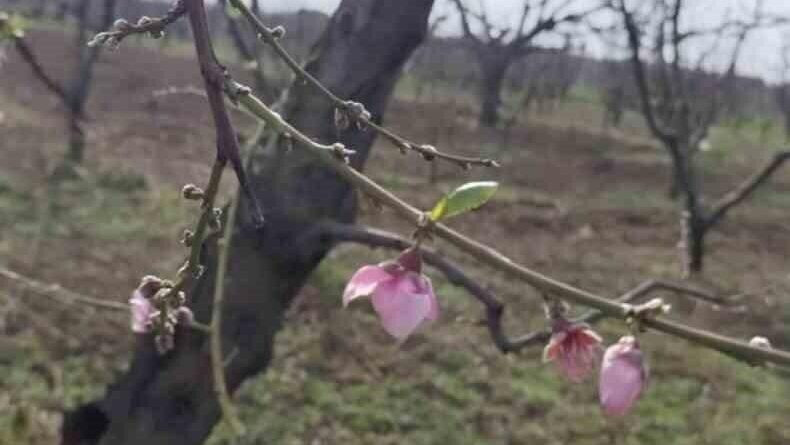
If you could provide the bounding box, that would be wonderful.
[0,266,128,312]
[617,0,673,143]
[706,151,790,227]
[318,222,539,353]
[231,0,498,169]
[11,36,70,107]
[184,0,264,227]
[320,223,738,354]
[88,0,186,47]
[449,0,481,44]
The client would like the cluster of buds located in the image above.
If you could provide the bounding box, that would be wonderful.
[334,100,372,132]
[129,275,194,354]
[87,16,165,50]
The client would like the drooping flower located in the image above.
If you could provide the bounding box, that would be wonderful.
[343,247,439,340]
[599,336,648,417]
[543,318,603,382]
[129,275,163,333]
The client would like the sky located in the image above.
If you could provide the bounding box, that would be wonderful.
[232,0,790,83]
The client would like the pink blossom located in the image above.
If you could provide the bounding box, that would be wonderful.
[599,336,647,417]
[543,320,603,382]
[343,247,439,340]
[129,276,162,333]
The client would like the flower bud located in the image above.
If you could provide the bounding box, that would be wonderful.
[749,336,772,349]
[270,25,286,40]
[181,229,194,247]
[599,336,647,417]
[543,319,602,383]
[181,183,204,200]
[113,18,132,31]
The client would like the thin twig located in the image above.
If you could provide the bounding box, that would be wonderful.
[0,266,213,333]
[706,151,790,227]
[207,120,266,436]
[228,0,498,169]
[185,0,264,228]
[12,37,70,107]
[0,266,128,311]
[209,169,245,436]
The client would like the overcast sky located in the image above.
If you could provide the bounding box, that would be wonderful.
[242,0,790,83]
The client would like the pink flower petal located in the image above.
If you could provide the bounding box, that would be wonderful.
[396,247,422,272]
[599,336,647,417]
[543,324,602,383]
[342,265,393,307]
[371,273,433,339]
[129,289,153,333]
[413,273,439,321]
[542,330,568,362]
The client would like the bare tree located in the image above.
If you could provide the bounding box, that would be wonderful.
[600,59,630,130]
[450,0,594,127]
[611,0,790,275]
[63,0,116,168]
[2,0,116,175]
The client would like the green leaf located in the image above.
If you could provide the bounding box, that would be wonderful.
[429,181,498,221]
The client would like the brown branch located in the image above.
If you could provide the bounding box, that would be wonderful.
[12,37,69,107]
[229,0,498,169]
[706,151,790,227]
[184,0,263,227]
[318,222,530,353]
[320,223,735,354]
[0,266,213,333]
[88,0,186,47]
[449,0,481,44]
[182,0,258,433]
[617,0,673,143]
[490,278,736,353]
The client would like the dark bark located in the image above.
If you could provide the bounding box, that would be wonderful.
[687,222,705,274]
[477,53,509,127]
[63,1,433,444]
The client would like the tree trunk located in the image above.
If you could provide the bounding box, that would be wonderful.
[687,222,705,274]
[478,56,508,128]
[61,0,115,166]
[669,140,706,276]
[63,1,433,444]
[680,210,707,277]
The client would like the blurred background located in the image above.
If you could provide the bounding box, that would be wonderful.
[1,0,790,443]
